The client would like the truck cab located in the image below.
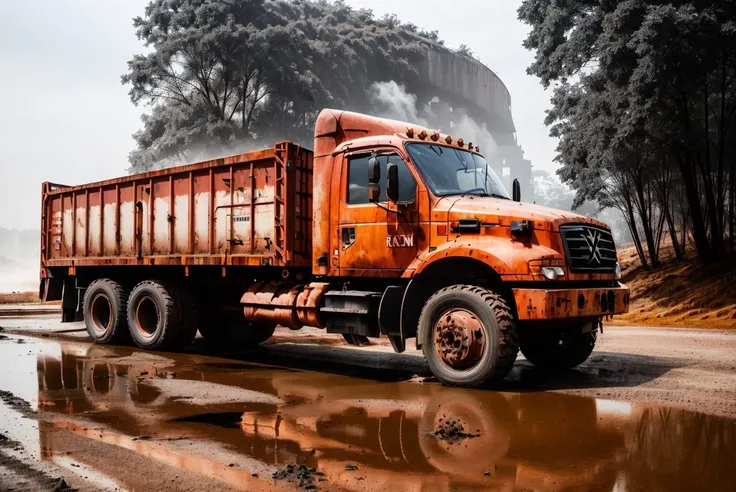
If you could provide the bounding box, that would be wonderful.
[308,109,629,384]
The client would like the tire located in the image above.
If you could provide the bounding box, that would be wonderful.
[419,285,519,387]
[83,279,130,345]
[342,334,371,346]
[127,281,198,351]
[520,324,597,369]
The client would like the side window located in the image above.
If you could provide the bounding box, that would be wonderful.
[390,154,417,203]
[347,155,371,204]
[346,153,416,204]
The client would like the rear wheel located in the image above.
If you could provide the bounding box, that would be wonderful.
[83,279,129,345]
[520,323,597,369]
[419,285,519,387]
[127,281,198,351]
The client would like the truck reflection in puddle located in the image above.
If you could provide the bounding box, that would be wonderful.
[34,342,736,491]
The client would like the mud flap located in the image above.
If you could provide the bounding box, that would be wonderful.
[61,278,83,323]
[400,279,435,349]
[378,286,405,336]
[41,277,63,302]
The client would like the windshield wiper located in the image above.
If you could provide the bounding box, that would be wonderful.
[464,191,511,200]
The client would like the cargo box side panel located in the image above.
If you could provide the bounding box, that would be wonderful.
[253,161,276,257]
[213,167,230,255]
[41,143,313,269]
[135,182,149,257]
[62,194,73,257]
[119,184,135,256]
[74,191,88,257]
[173,174,190,254]
[293,147,313,267]
[152,177,171,255]
[193,170,211,256]
[48,195,63,259]
[102,187,117,256]
[229,163,254,256]
[87,189,101,257]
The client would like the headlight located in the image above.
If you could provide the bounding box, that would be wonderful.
[614,262,622,280]
[541,266,565,281]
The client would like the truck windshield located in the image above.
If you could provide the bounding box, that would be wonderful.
[405,143,510,199]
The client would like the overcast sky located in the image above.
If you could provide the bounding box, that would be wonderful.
[0,0,555,230]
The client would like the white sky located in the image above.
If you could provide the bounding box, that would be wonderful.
[0,0,556,230]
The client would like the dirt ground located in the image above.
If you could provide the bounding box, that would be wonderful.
[0,292,42,304]
[612,243,736,329]
[0,315,735,491]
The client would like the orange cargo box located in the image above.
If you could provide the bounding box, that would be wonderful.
[41,142,313,270]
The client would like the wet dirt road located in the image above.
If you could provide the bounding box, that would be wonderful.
[0,319,735,491]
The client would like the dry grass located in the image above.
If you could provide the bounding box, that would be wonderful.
[611,242,736,329]
[0,291,41,304]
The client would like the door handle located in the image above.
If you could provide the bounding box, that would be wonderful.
[342,227,356,250]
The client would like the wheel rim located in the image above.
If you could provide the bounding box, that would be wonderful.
[89,294,112,335]
[433,308,486,370]
[135,297,159,338]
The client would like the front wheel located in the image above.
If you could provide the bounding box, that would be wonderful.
[520,323,597,369]
[419,285,519,387]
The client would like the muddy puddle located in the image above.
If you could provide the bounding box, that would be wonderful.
[0,335,734,491]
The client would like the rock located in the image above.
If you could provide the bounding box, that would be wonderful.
[272,464,320,490]
[51,478,76,491]
[430,416,480,444]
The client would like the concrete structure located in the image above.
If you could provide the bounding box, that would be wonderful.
[411,45,533,198]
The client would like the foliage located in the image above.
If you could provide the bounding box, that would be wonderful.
[519,0,736,264]
[123,0,440,171]
[456,44,476,60]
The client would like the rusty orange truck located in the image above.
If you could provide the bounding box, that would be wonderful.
[40,109,629,387]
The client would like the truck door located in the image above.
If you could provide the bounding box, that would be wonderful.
[338,151,419,276]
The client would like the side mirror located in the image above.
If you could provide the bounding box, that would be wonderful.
[368,157,380,184]
[368,183,380,202]
[368,156,381,202]
[386,162,399,203]
[512,178,521,202]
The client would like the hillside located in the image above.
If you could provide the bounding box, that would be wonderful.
[611,243,736,329]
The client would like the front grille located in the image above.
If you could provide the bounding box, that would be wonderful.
[559,224,617,273]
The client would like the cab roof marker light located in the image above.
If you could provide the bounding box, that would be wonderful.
[430,131,441,142]
[457,138,465,148]
[445,135,453,144]
[406,128,415,138]
[418,130,428,140]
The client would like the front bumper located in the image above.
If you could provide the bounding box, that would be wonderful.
[513,283,630,321]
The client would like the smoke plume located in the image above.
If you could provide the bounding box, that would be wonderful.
[367,81,498,159]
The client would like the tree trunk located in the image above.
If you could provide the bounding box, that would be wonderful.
[622,199,649,270]
[634,173,659,267]
[664,203,683,259]
[677,154,711,260]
